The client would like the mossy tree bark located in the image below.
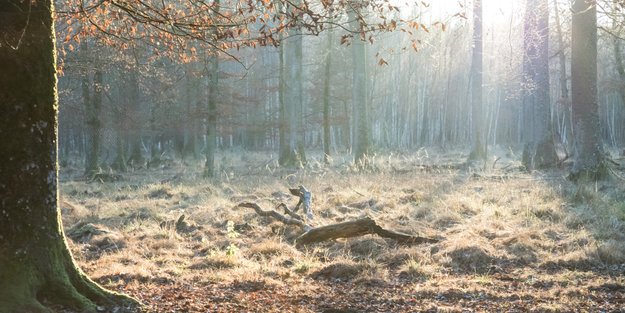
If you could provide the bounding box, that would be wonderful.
[570,0,607,180]
[0,2,138,312]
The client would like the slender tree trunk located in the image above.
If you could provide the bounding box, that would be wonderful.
[570,0,606,179]
[204,55,218,177]
[278,26,292,165]
[611,18,625,109]
[0,2,137,312]
[323,19,333,164]
[294,18,307,164]
[280,0,305,166]
[553,0,574,151]
[111,93,128,172]
[83,60,100,176]
[204,10,220,177]
[468,0,487,161]
[183,64,198,160]
[350,9,371,165]
[127,72,144,168]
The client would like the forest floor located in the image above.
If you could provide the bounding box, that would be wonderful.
[59,148,625,312]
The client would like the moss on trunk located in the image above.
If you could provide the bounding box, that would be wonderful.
[0,2,139,312]
[0,238,136,313]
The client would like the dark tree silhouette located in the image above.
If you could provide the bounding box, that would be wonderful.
[0,2,137,312]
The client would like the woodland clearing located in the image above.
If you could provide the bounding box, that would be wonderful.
[58,149,625,312]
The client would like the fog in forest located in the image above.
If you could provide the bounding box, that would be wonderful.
[2,0,624,312]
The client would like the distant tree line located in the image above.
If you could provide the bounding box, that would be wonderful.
[57,0,625,179]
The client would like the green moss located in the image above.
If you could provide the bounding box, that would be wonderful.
[0,255,49,313]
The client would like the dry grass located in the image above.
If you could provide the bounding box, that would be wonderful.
[59,149,625,311]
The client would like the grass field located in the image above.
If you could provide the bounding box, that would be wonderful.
[59,149,625,312]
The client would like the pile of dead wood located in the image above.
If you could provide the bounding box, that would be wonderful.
[236,185,438,247]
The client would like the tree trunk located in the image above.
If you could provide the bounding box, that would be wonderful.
[204,0,220,178]
[0,2,138,312]
[278,27,292,165]
[84,61,101,176]
[204,54,218,177]
[612,17,625,109]
[350,8,371,165]
[183,64,199,160]
[468,0,487,161]
[111,118,128,172]
[522,0,558,170]
[323,19,333,164]
[553,0,574,151]
[280,0,306,166]
[127,72,144,168]
[570,0,607,180]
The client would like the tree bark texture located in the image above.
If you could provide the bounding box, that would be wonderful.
[0,2,137,312]
[522,0,558,169]
[570,0,606,179]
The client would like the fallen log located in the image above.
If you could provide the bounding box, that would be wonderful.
[236,202,438,246]
[295,217,438,246]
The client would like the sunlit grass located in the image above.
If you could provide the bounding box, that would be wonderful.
[60,149,625,311]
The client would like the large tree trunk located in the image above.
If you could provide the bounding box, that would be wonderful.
[570,0,607,180]
[521,0,558,170]
[468,0,487,161]
[0,2,137,312]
